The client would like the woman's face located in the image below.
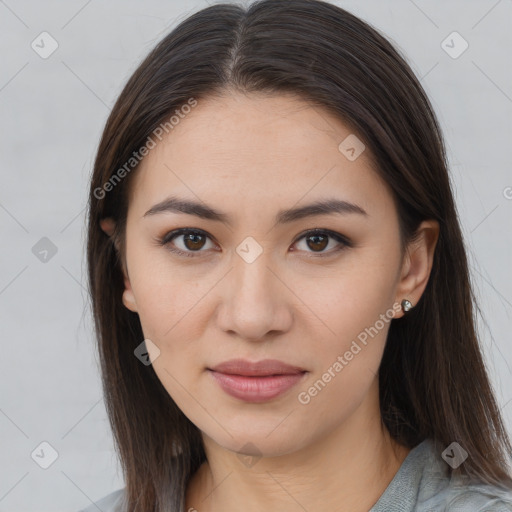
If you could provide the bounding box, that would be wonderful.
[121,92,409,457]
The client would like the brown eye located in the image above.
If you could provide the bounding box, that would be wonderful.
[305,233,329,252]
[159,227,351,259]
[292,229,350,256]
[182,232,207,251]
[160,228,216,258]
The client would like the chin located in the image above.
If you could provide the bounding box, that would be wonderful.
[204,420,311,459]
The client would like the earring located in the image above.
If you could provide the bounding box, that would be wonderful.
[401,299,413,312]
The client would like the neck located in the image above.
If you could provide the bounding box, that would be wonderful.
[186,381,410,512]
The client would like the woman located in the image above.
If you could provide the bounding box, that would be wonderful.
[82,0,512,510]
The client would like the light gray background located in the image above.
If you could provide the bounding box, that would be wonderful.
[0,0,511,510]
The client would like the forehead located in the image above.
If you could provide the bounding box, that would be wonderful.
[128,92,392,220]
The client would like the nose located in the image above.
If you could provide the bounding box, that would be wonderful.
[215,250,293,342]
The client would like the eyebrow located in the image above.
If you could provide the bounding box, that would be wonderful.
[143,196,367,225]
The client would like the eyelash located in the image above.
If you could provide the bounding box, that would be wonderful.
[156,228,352,259]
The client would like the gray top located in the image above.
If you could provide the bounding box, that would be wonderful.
[369,438,512,511]
[79,439,512,511]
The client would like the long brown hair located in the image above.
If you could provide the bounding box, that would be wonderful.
[86,0,512,509]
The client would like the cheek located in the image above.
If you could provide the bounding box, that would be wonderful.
[296,250,400,401]
[294,275,394,429]
[131,271,208,411]
[297,256,398,345]
[126,259,214,406]
[306,288,392,393]
[126,244,204,339]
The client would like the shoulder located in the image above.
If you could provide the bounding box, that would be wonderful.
[371,438,512,512]
[414,439,512,511]
[77,488,125,512]
[420,483,512,511]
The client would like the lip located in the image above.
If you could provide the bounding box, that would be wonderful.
[207,359,307,403]
[210,358,306,376]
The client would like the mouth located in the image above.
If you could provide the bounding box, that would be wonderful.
[207,359,308,402]
[209,358,306,377]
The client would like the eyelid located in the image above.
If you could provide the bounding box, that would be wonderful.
[160,227,211,246]
[158,228,217,258]
[158,227,352,258]
[292,228,352,247]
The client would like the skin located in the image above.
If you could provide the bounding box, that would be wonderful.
[101,91,439,512]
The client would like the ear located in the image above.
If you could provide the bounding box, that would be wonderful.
[394,219,439,319]
[121,274,138,313]
[100,217,138,313]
